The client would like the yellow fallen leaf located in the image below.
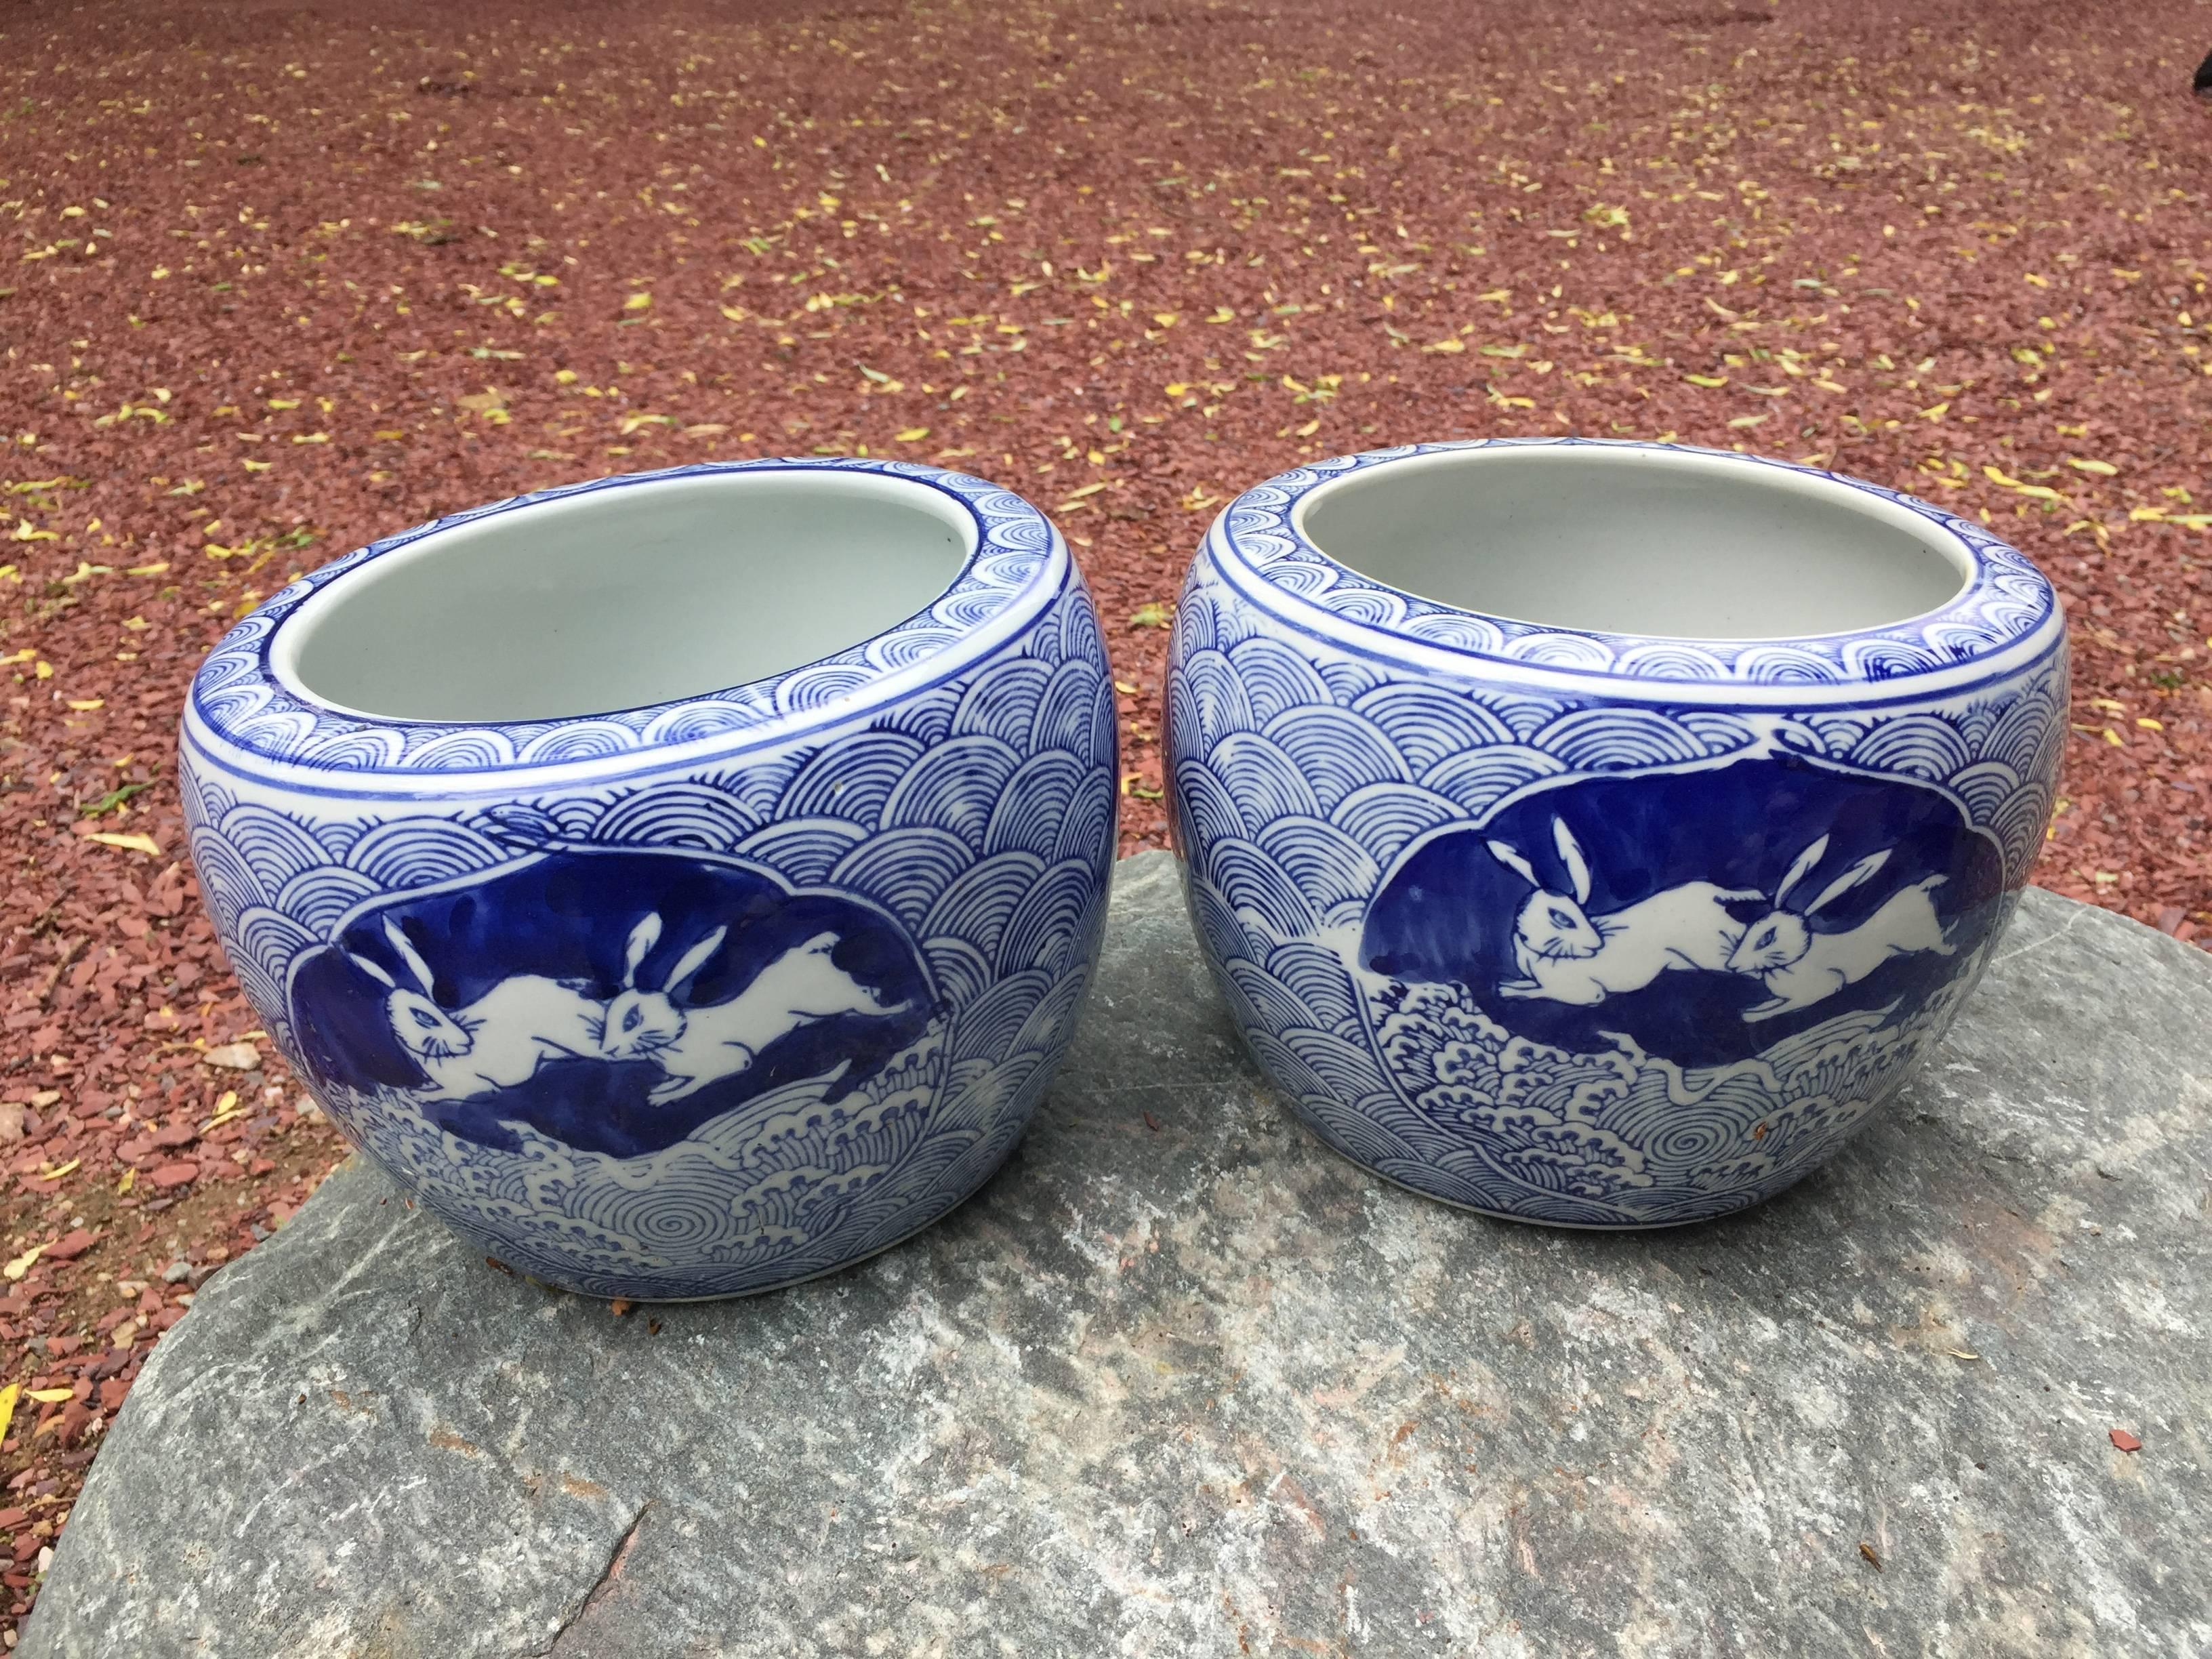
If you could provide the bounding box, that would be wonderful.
[1152,312,1179,327]
[0,1382,16,1444]
[1684,373,1728,388]
[895,427,930,442]
[1476,288,1511,303]
[1063,481,1107,499]
[85,832,161,855]
[241,459,274,472]
[2068,457,2118,476]
[1422,337,1465,353]
[1918,402,1950,420]
[66,699,103,712]
[117,1168,136,1195]
[1727,413,1769,428]
[126,561,170,575]
[34,661,53,680]
[1206,306,1234,323]
[2129,506,2168,523]
[36,1159,79,1182]
[1296,419,1320,436]
[2137,716,2165,731]
[718,304,747,322]
[3,1246,43,1282]
[1165,382,1190,398]
[623,293,653,311]
[26,1389,74,1405]
[9,520,58,542]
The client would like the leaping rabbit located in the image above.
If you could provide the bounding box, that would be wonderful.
[596,914,912,1105]
[350,918,608,1099]
[1488,817,1764,1006]
[1725,835,1955,1023]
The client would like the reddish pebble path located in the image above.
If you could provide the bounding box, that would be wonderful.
[0,0,2209,1633]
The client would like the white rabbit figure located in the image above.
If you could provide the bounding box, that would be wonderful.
[644,930,912,1105]
[1488,817,1764,1007]
[1725,835,1956,1023]
[350,918,607,1099]
[597,912,729,1063]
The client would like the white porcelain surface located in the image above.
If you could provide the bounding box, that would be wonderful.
[1294,443,1971,641]
[279,470,974,723]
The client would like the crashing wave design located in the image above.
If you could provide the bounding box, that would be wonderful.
[182,579,1115,1298]
[1170,552,2061,1225]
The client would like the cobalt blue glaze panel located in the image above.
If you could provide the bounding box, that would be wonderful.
[1363,756,2006,1071]
[1168,441,2066,1227]
[290,846,937,1162]
[181,461,1116,1299]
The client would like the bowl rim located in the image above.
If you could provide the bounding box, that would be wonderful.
[181,457,1068,793]
[1205,438,2064,706]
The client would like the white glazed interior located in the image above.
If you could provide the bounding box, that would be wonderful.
[1292,445,1973,640]
[275,470,976,722]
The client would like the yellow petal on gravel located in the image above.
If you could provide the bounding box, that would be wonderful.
[85,832,161,855]
[26,1389,74,1405]
[0,1383,16,1444]
[1684,373,1728,387]
[2068,457,2118,475]
[895,427,930,441]
[3,1246,43,1282]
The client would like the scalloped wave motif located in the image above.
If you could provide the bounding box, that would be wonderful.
[1168,555,2063,1225]
[180,579,1116,1298]
[189,459,1060,774]
[1212,438,2057,687]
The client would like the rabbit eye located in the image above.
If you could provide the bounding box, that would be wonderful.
[411,1009,438,1029]
[621,1008,641,1031]
[1549,908,1574,928]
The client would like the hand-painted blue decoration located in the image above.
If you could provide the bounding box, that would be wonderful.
[288,846,937,1162]
[182,460,1116,1300]
[1169,441,2066,1227]
[1362,756,2005,1069]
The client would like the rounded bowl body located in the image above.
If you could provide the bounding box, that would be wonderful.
[182,459,1117,1297]
[1168,439,2064,1227]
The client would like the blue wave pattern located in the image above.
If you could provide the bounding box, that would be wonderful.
[1168,556,2064,1225]
[190,459,1056,773]
[182,579,1117,1297]
[1214,439,2055,685]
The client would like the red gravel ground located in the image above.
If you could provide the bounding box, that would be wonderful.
[1,0,2209,1633]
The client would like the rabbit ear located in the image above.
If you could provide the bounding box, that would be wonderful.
[1773,835,1832,909]
[1551,819,1592,904]
[663,926,728,997]
[380,918,438,994]
[622,913,664,987]
[1805,849,1891,916]
[348,951,396,989]
[1486,839,1541,889]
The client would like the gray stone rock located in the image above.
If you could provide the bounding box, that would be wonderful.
[26,853,2212,1658]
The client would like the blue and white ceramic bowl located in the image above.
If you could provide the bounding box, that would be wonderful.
[182,459,1117,1297]
[1168,439,2064,1227]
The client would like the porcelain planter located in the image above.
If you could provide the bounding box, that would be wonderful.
[182,459,1117,1298]
[1168,439,2064,1227]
